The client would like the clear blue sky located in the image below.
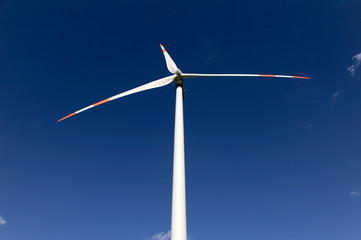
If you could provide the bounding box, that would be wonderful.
[1,0,361,239]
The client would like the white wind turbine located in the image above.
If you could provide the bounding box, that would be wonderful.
[58,44,309,240]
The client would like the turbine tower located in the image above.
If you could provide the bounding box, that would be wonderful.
[58,45,309,240]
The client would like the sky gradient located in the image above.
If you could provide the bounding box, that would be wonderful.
[1,0,361,239]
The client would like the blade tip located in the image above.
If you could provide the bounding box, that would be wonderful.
[57,112,76,122]
[293,76,311,79]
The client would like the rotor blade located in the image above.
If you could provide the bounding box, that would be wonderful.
[58,75,176,122]
[181,73,310,79]
[160,44,178,74]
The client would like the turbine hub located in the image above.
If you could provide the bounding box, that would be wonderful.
[175,68,182,76]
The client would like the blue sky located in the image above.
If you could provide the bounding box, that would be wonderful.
[1,0,361,239]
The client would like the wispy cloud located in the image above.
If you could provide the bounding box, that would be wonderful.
[350,191,360,197]
[0,215,6,225]
[148,230,192,240]
[150,230,171,240]
[332,91,343,103]
[347,52,361,76]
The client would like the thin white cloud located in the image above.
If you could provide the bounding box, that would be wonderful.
[0,215,6,225]
[151,230,171,240]
[148,230,192,240]
[350,191,360,197]
[347,52,361,76]
[332,91,343,102]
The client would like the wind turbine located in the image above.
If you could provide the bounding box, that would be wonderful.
[58,44,309,240]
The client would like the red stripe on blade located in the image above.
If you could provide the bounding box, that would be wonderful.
[293,76,310,79]
[259,74,276,77]
[57,112,76,122]
[160,44,166,52]
[93,98,110,107]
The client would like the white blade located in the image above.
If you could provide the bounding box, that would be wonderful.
[58,75,176,122]
[160,44,178,74]
[181,73,310,79]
